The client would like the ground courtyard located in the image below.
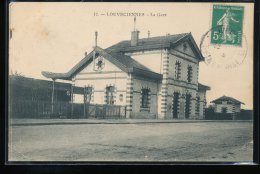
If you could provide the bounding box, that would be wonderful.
[8,120,253,162]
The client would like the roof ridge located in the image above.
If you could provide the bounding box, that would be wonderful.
[106,32,190,51]
[120,32,189,42]
[211,95,244,104]
[137,32,190,41]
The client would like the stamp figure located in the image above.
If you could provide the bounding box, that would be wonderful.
[211,5,244,46]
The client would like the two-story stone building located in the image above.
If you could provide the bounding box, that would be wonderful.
[42,29,210,119]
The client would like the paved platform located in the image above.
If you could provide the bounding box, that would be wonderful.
[9,118,252,126]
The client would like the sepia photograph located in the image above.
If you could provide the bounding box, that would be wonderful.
[8,2,254,162]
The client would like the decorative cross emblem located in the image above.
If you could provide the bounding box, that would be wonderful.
[96,57,105,70]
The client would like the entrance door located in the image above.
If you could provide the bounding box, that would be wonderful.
[172,92,179,118]
[185,94,191,118]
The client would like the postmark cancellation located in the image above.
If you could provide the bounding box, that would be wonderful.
[200,4,247,69]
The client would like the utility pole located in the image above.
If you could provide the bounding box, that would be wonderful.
[93,31,98,71]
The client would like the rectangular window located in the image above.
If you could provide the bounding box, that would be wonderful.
[141,89,149,108]
[221,107,227,113]
[187,66,193,83]
[106,86,115,105]
[196,96,200,114]
[175,61,181,80]
[172,92,180,118]
[84,87,93,103]
[185,94,191,118]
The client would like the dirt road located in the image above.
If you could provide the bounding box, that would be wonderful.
[8,121,253,162]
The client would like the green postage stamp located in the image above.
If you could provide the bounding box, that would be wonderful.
[211,4,244,46]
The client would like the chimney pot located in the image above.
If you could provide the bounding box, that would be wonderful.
[131,30,139,46]
[95,31,98,47]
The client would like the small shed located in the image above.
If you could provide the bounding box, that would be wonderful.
[210,95,244,114]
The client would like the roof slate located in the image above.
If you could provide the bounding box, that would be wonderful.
[106,51,152,72]
[106,32,204,61]
[42,47,162,80]
[106,33,189,52]
[42,32,204,81]
[211,95,244,104]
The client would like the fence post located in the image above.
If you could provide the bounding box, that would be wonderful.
[85,104,88,118]
[51,79,55,116]
[95,104,97,119]
[119,106,121,119]
[125,106,127,118]
[71,84,74,118]
[103,105,106,119]
[83,86,86,118]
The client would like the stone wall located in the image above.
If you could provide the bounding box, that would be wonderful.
[198,90,207,119]
[131,75,160,119]
[162,47,200,119]
[214,103,241,113]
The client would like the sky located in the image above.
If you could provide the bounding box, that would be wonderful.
[9,2,254,109]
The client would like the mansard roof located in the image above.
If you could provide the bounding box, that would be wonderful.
[210,95,245,105]
[106,32,204,61]
[42,46,162,81]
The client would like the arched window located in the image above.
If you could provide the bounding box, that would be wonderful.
[106,86,115,105]
[84,87,93,103]
[141,89,150,108]
[175,61,181,80]
[187,65,193,83]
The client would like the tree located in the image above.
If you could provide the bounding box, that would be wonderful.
[10,69,25,77]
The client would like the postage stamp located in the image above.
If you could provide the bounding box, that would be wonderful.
[199,4,247,69]
[211,4,244,46]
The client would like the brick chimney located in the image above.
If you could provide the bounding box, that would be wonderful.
[131,30,139,46]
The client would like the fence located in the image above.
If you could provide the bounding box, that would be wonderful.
[10,99,126,119]
[205,108,253,120]
[72,103,126,119]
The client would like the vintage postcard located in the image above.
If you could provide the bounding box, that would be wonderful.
[8,2,254,162]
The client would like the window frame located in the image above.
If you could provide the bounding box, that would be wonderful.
[175,61,181,80]
[84,86,93,104]
[106,86,115,105]
[187,65,193,83]
[221,107,228,113]
[141,88,150,109]
[196,96,200,114]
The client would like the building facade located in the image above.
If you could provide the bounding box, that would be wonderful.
[210,95,244,114]
[42,30,210,119]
